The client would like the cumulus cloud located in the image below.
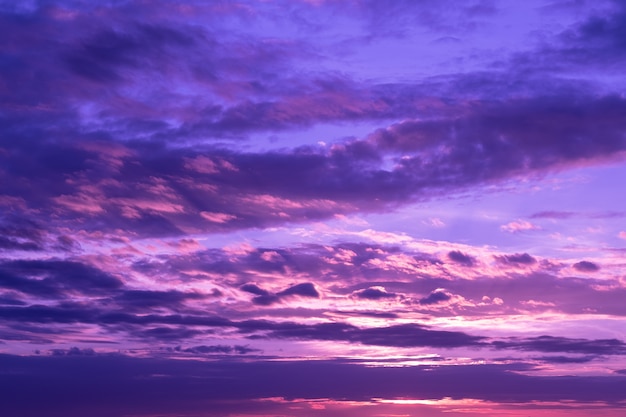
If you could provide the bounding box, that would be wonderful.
[447,250,475,267]
[495,253,537,265]
[572,260,600,272]
[418,289,452,305]
[352,286,397,300]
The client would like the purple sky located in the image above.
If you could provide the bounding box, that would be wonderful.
[1,0,626,416]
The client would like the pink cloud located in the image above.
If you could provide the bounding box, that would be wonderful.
[184,156,238,174]
[424,217,445,228]
[54,193,105,214]
[200,211,237,223]
[500,220,541,233]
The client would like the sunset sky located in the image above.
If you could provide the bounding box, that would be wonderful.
[1,0,626,416]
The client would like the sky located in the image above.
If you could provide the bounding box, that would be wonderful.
[1,0,626,415]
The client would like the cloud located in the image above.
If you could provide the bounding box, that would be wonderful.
[137,326,204,341]
[530,211,575,219]
[447,250,475,267]
[240,284,271,297]
[572,260,600,272]
[495,253,537,265]
[260,322,485,349]
[49,347,96,356]
[277,282,320,298]
[1,354,626,417]
[241,282,319,306]
[111,290,205,310]
[534,355,598,364]
[530,211,625,220]
[500,220,541,233]
[352,286,397,300]
[0,216,45,252]
[199,211,237,223]
[418,289,452,305]
[0,296,26,306]
[3,86,626,240]
[424,217,445,228]
[181,344,260,355]
[64,24,196,82]
[0,260,123,298]
[493,335,626,356]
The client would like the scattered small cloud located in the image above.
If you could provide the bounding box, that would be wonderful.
[500,220,541,233]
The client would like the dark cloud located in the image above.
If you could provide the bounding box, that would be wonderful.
[143,244,626,318]
[418,289,452,305]
[50,347,96,356]
[242,282,319,306]
[63,24,195,82]
[111,290,204,310]
[493,335,626,356]
[251,294,281,306]
[258,321,485,349]
[240,284,270,296]
[2,92,626,238]
[0,216,45,252]
[138,326,204,341]
[0,237,41,252]
[0,296,26,306]
[495,253,537,265]
[0,303,484,349]
[0,260,122,298]
[0,5,625,415]
[352,287,397,300]
[278,282,319,298]
[530,211,625,219]
[1,354,626,417]
[535,355,598,364]
[530,210,576,219]
[3,301,626,356]
[573,260,600,272]
[333,310,399,319]
[447,250,475,267]
[569,2,626,56]
[181,344,260,355]
[240,283,280,305]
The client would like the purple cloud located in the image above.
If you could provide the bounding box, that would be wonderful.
[352,287,397,300]
[495,253,537,265]
[1,354,626,417]
[573,261,600,272]
[447,250,475,267]
[418,289,453,305]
